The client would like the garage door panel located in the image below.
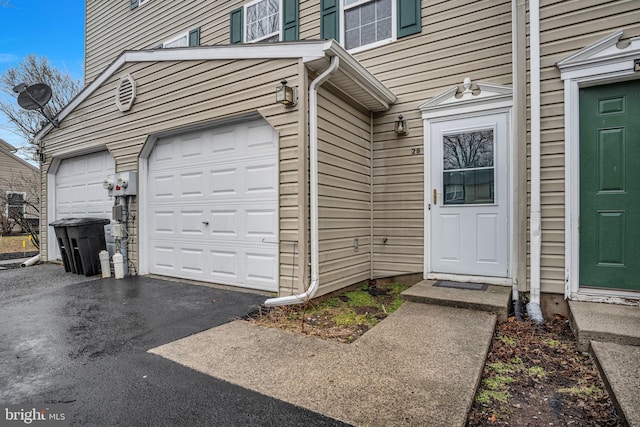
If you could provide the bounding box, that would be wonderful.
[181,210,205,235]
[148,119,279,291]
[245,210,278,238]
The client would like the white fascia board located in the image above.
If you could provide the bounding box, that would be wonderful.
[321,40,397,107]
[34,42,333,142]
[35,40,396,141]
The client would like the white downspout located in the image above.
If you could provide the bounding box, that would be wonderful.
[527,0,544,323]
[264,56,340,307]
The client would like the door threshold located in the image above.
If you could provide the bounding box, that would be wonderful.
[426,273,512,286]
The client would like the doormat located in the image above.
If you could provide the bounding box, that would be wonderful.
[433,281,488,291]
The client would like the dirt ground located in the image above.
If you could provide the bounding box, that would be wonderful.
[0,234,38,253]
[467,316,620,426]
[248,284,621,426]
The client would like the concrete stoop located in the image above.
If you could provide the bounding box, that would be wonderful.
[401,279,512,321]
[569,300,640,427]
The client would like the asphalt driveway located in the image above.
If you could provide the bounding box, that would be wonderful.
[0,264,345,426]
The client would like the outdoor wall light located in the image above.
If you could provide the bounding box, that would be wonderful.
[394,115,408,136]
[275,80,297,107]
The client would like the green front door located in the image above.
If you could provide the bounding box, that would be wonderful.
[579,80,640,291]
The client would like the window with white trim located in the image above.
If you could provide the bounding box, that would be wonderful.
[6,192,25,219]
[245,0,281,42]
[163,31,189,48]
[343,0,393,51]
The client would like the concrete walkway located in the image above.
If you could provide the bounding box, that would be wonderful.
[150,302,497,427]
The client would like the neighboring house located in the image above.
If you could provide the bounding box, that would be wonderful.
[34,1,640,309]
[0,139,39,234]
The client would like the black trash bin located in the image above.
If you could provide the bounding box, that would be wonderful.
[65,218,110,277]
[49,218,76,273]
[50,217,110,276]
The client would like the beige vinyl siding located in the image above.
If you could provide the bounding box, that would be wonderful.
[316,87,372,296]
[365,0,513,278]
[42,58,304,295]
[533,0,640,294]
[86,0,315,85]
[0,151,39,221]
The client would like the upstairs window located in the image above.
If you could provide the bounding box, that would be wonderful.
[343,0,392,51]
[230,0,299,44]
[159,28,201,48]
[246,0,280,42]
[130,0,152,9]
[321,0,421,52]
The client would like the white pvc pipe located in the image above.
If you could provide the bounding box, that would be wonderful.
[264,56,340,307]
[528,0,543,323]
[20,254,40,267]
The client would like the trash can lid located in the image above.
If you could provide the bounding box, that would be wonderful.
[49,217,111,227]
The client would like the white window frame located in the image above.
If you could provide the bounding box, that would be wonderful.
[6,191,26,217]
[139,0,152,6]
[162,31,190,48]
[244,0,283,43]
[340,0,396,54]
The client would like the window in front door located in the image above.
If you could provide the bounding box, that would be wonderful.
[442,129,495,205]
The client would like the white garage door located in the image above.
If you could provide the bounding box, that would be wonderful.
[147,119,279,291]
[55,151,115,219]
[51,151,115,260]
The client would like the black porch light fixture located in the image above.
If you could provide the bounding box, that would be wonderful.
[275,80,297,107]
[394,114,408,136]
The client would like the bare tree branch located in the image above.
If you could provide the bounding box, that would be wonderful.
[0,55,82,149]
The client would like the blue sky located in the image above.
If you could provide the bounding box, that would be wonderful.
[0,0,85,158]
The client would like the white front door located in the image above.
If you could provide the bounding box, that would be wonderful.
[429,113,509,278]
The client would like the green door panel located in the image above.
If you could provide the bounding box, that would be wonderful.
[579,79,640,291]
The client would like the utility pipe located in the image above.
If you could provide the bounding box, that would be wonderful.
[20,254,40,267]
[264,56,340,307]
[527,0,544,324]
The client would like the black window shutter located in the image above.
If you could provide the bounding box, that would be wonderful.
[320,0,339,42]
[189,27,201,46]
[282,0,299,41]
[130,0,138,10]
[397,0,421,38]
[230,7,244,44]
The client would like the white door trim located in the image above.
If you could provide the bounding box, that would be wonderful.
[558,31,640,300]
[420,79,515,285]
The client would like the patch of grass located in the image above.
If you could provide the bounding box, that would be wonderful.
[386,282,410,295]
[497,335,516,346]
[0,234,38,254]
[558,385,603,397]
[544,338,561,347]
[313,297,341,310]
[483,376,515,390]
[344,290,378,308]
[488,362,516,375]
[385,296,404,313]
[333,312,378,328]
[475,389,511,404]
[528,366,547,378]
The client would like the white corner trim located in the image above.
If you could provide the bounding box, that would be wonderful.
[559,30,640,299]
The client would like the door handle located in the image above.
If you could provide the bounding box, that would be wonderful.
[202,221,209,226]
[433,189,438,205]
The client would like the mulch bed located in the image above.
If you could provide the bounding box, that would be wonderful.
[467,316,621,426]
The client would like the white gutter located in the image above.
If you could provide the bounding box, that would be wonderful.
[264,55,340,307]
[527,0,544,323]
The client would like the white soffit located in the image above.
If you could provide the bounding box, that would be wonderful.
[557,30,640,79]
[35,41,396,141]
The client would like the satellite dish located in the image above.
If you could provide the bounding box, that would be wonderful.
[17,83,53,111]
[13,82,59,128]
